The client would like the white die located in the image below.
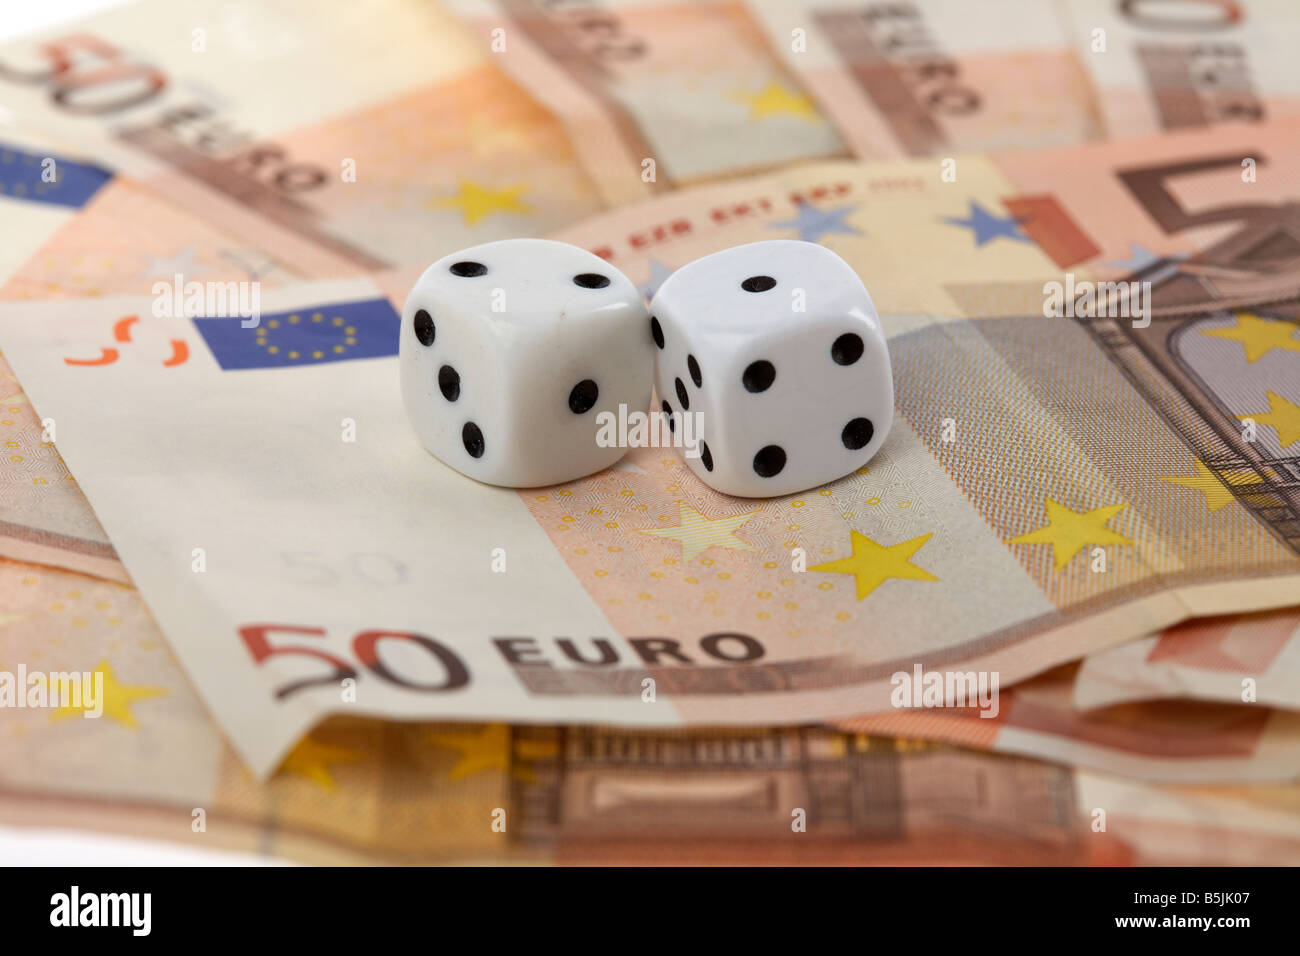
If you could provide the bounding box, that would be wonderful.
[649,240,892,497]
[400,239,652,487]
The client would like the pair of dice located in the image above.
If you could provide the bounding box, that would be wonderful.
[400,238,892,498]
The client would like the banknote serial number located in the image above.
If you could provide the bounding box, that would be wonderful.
[1135,892,1250,907]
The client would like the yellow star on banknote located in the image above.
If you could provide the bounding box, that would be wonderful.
[1007,499,1131,570]
[1202,313,1300,363]
[731,82,819,121]
[52,659,166,728]
[431,179,532,225]
[809,530,938,601]
[427,723,557,782]
[1241,390,1300,448]
[1159,460,1251,513]
[279,736,363,791]
[638,501,757,562]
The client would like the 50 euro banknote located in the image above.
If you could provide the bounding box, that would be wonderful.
[0,0,606,277]
[1060,0,1300,140]
[0,558,1101,865]
[741,0,1104,159]
[2,121,1300,775]
[0,126,307,582]
[443,0,849,204]
[0,558,1294,864]
[1073,607,1300,712]
[835,662,1300,784]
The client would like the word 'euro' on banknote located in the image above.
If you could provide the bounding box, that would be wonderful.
[744,0,1104,159]
[444,0,848,204]
[2,553,1287,864]
[2,91,1299,778]
[0,0,605,277]
[0,558,1132,865]
[1,222,1297,773]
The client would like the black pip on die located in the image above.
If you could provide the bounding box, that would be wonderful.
[649,240,893,497]
[400,239,652,487]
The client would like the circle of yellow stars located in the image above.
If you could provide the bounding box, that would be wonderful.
[253,311,356,361]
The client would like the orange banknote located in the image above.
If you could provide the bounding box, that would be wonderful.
[745,0,1103,159]
[1075,607,1300,711]
[2,122,1299,774]
[0,0,605,277]
[836,662,1300,784]
[1,557,1293,864]
[1062,0,1300,139]
[445,0,849,204]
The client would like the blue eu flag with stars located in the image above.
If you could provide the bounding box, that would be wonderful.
[0,143,112,209]
[193,298,401,370]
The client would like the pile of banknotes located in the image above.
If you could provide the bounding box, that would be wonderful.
[1,0,1299,864]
